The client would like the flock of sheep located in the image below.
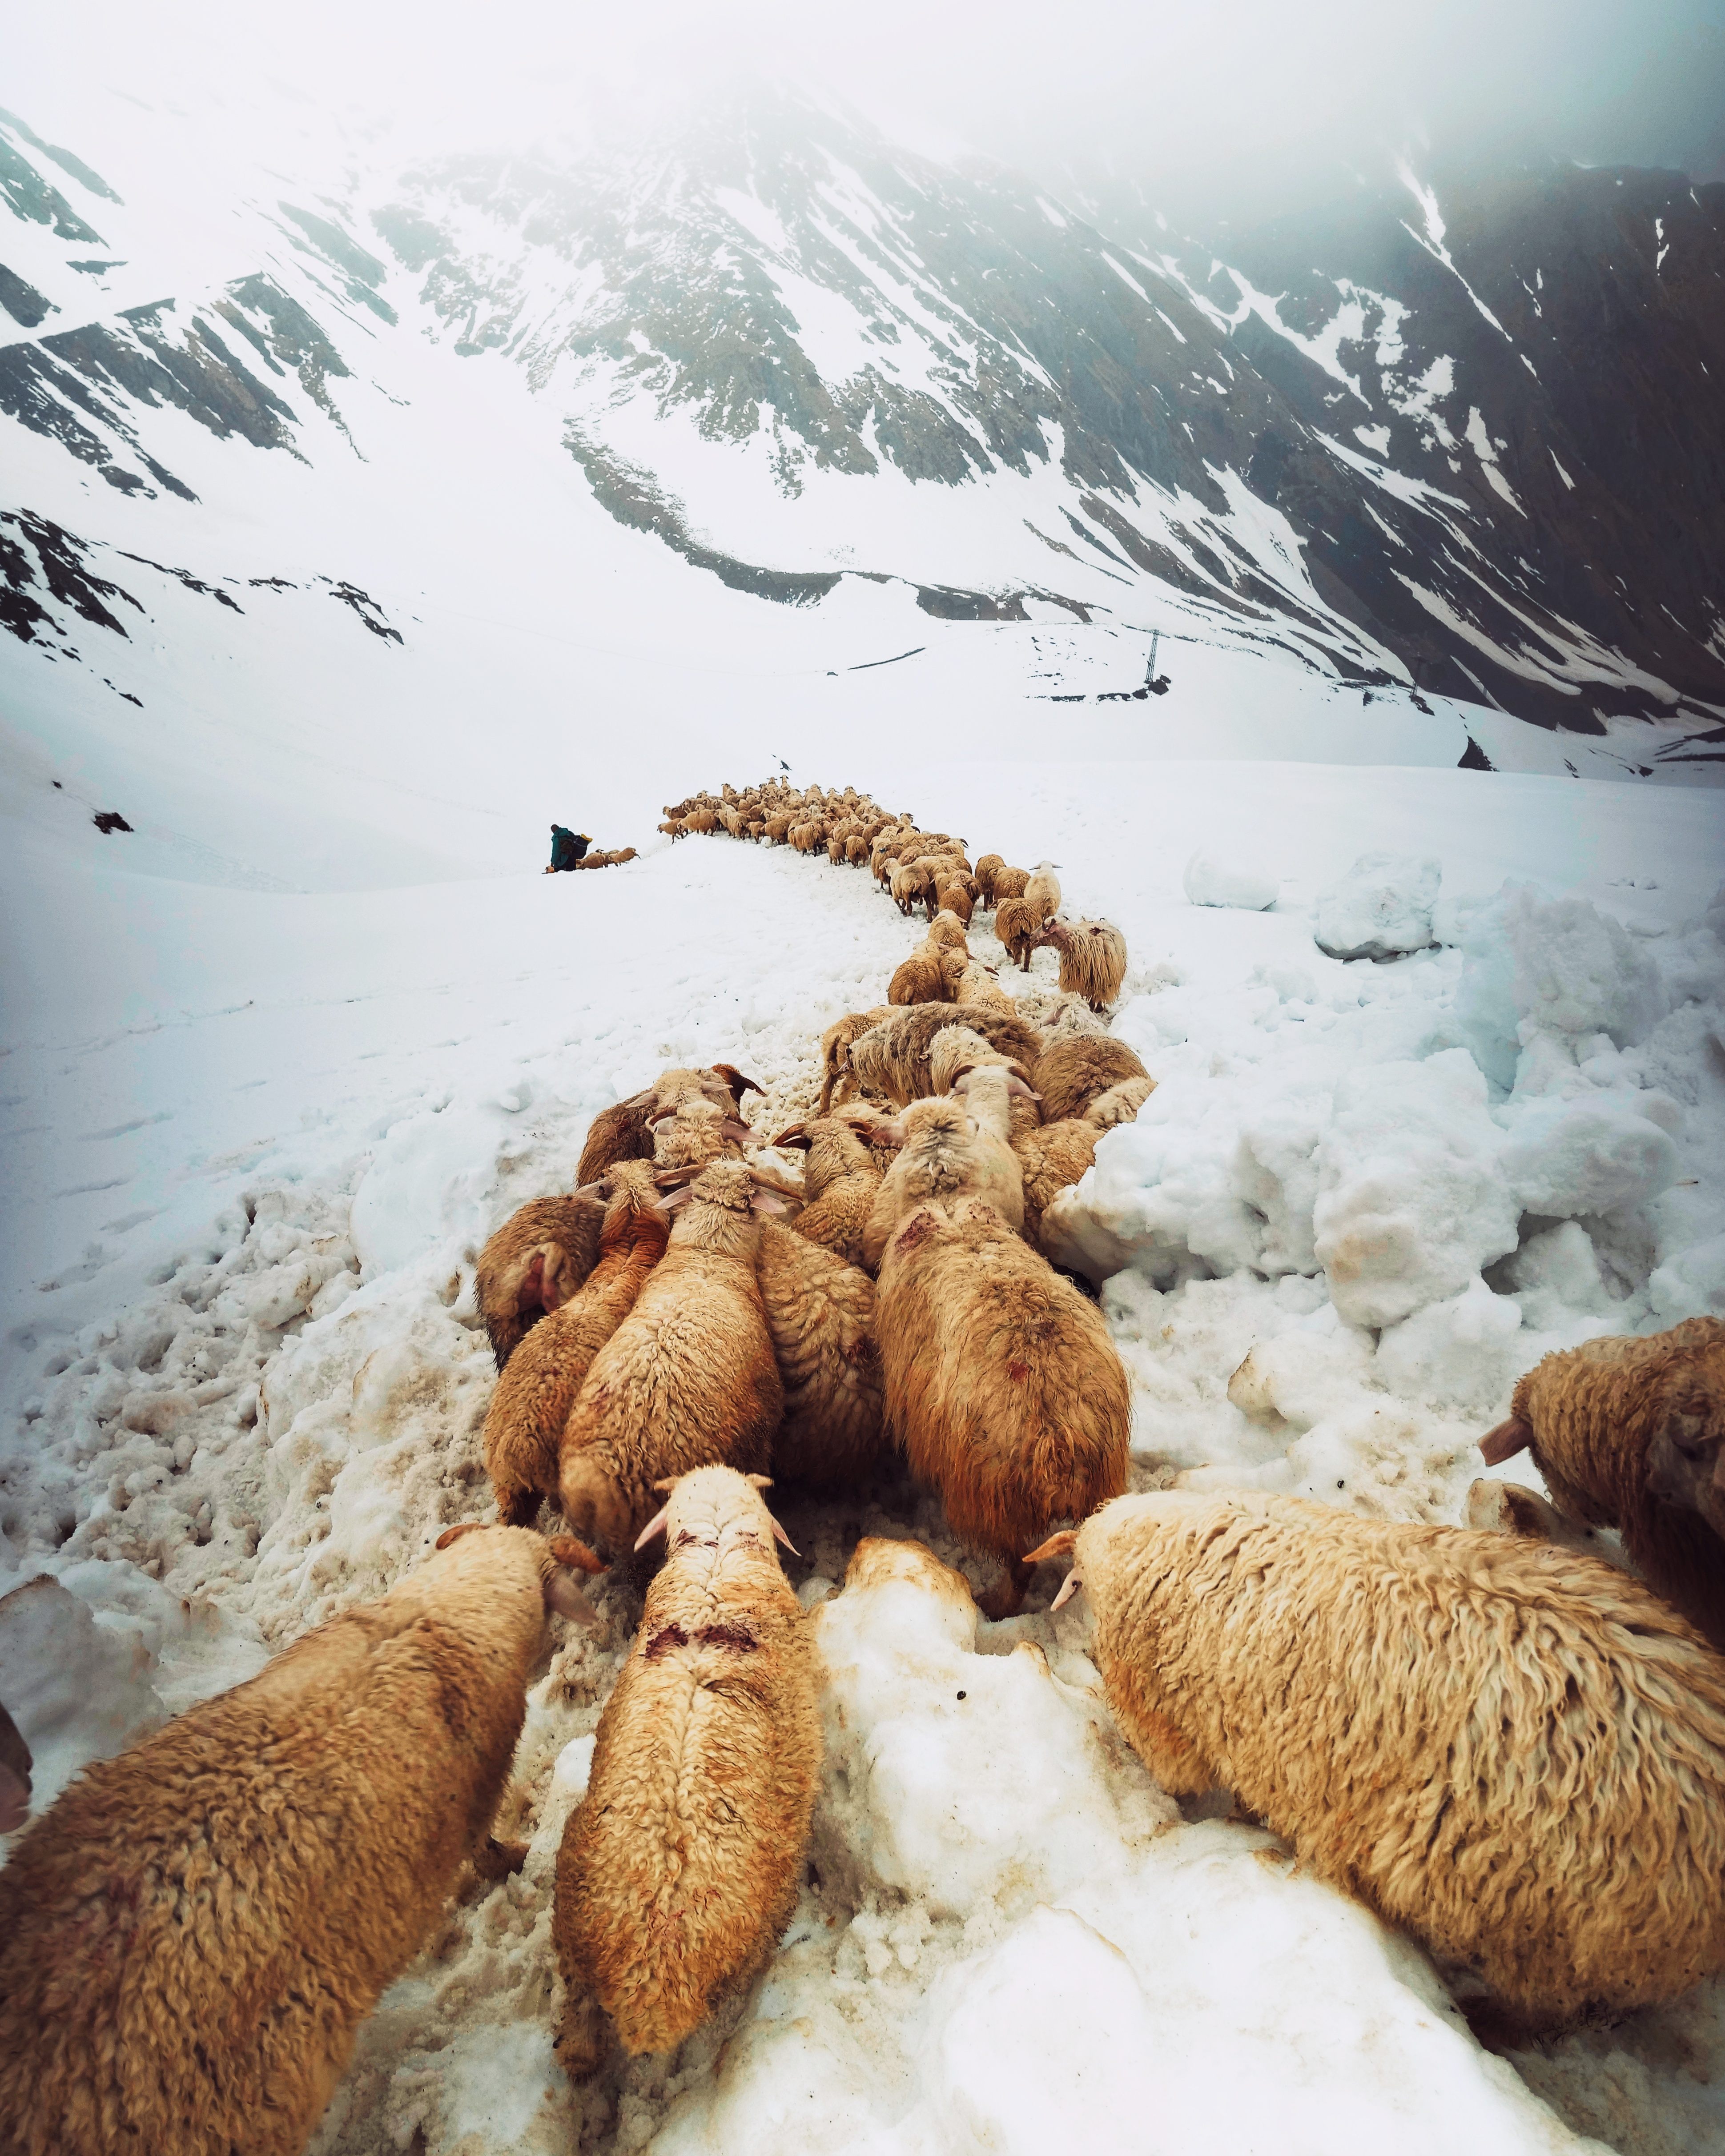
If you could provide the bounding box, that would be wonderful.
[1,777,1724,2154]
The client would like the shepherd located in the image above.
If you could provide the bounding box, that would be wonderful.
[548,824,591,872]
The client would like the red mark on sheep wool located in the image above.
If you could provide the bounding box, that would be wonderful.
[644,1624,690,1660]
[696,1624,759,1654]
[1008,1360,1030,1383]
[895,1211,937,1256]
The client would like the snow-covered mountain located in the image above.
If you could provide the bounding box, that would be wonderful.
[4,80,1724,870]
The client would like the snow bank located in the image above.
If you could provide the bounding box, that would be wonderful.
[1313,850,1440,959]
[1183,849,1280,910]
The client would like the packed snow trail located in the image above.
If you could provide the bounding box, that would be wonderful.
[2,760,1724,2155]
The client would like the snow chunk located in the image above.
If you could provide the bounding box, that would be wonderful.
[0,1575,166,1818]
[1648,1234,1725,1323]
[1183,850,1279,910]
[1375,1277,1525,1415]
[1456,884,1667,1088]
[1313,852,1441,960]
[1313,1051,1518,1327]
[1498,1092,1679,1218]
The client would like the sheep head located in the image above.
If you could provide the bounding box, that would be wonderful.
[1646,1362,1725,1537]
[634,1466,798,1556]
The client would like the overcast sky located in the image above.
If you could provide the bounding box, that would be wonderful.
[14,0,1725,215]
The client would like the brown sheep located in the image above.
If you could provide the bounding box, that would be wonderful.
[991,864,1031,905]
[925,909,969,954]
[994,894,1043,971]
[1013,1117,1099,1248]
[1086,1076,1156,1130]
[557,1161,785,1557]
[937,882,974,927]
[888,951,956,1007]
[1022,860,1062,922]
[890,862,930,916]
[845,1004,1042,1109]
[1480,1318,1725,1648]
[772,1108,889,1269]
[1463,1477,1636,1571]
[973,853,1006,906]
[870,1104,1129,1617]
[482,1166,670,1528]
[0,1527,599,2156]
[577,1064,763,1187]
[476,1192,605,1370]
[756,1220,885,1484]
[1031,1035,1151,1126]
[928,1023,1033,1100]
[554,1468,820,2078]
[816,1005,893,1114]
[1034,918,1128,1012]
[763,813,794,844]
[954,958,1018,1017]
[1032,1489,1725,2038]
[683,808,719,836]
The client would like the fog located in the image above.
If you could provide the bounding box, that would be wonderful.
[11,0,1725,217]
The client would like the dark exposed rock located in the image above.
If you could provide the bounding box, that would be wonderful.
[0,105,121,202]
[92,811,133,833]
[0,262,53,326]
[0,510,141,646]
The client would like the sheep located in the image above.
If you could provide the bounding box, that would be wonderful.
[756,1220,885,1484]
[482,1165,670,1528]
[863,1096,1021,1265]
[928,1023,1033,1100]
[683,808,719,836]
[1022,860,1062,922]
[1030,1035,1151,1127]
[554,1468,820,2078]
[1463,1477,1635,1571]
[0,1702,30,1833]
[844,1004,1043,1109]
[790,819,826,855]
[1013,1116,1099,1248]
[557,1160,785,1558]
[890,862,930,916]
[816,1005,892,1114]
[868,1103,1130,1616]
[954,957,1018,1016]
[845,833,870,867]
[1030,1489,1725,2038]
[1033,918,1128,1013]
[0,1526,599,2156]
[936,882,974,927]
[1480,1318,1725,1648]
[1086,1076,1155,1130]
[577,1065,763,1187]
[772,1108,891,1269]
[991,863,1031,905]
[944,1040,1041,1145]
[973,853,1006,906]
[993,894,1044,971]
[764,813,794,844]
[888,950,956,1007]
[476,1192,605,1370]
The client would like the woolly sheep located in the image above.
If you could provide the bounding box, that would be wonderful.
[554,1467,820,2078]
[928,1023,1032,1100]
[993,894,1043,971]
[973,852,1006,904]
[1022,860,1062,922]
[925,909,969,954]
[954,958,1018,1016]
[482,1165,669,1529]
[1086,1076,1156,1129]
[772,1108,891,1269]
[476,1192,605,1370]
[756,1220,885,1484]
[575,1064,760,1188]
[0,1527,599,2156]
[557,1161,785,1558]
[1034,918,1128,1012]
[845,1004,1042,1109]
[1030,1035,1150,1126]
[1032,1489,1725,2036]
[937,882,974,927]
[1464,1477,1635,1570]
[991,863,1031,905]
[888,950,956,1007]
[863,1096,1024,1265]
[1012,1116,1098,1248]
[869,1105,1129,1616]
[1480,1317,1725,1647]
[817,1005,892,1114]
[890,862,930,916]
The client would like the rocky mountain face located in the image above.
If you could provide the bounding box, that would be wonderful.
[3,88,1722,755]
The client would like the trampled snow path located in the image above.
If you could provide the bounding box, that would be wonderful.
[3,762,1725,2156]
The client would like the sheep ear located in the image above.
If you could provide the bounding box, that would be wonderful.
[720,1118,756,1144]
[1479,1415,1532,1465]
[1024,1531,1077,1564]
[436,1521,487,1550]
[652,1476,682,1495]
[621,1085,659,1111]
[745,1474,775,1492]
[751,1188,790,1214]
[655,1185,699,1212]
[711,1064,764,1099]
[635,1505,672,1551]
[770,1123,812,1149]
[1050,1571,1084,1612]
[770,1514,800,1556]
[1005,1076,1041,1101]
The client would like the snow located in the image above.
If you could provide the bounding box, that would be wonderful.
[4,74,1725,2156]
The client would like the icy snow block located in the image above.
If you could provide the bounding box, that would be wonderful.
[1456,883,1667,1088]
[1648,1234,1725,1323]
[1498,1092,1679,1219]
[0,1576,167,1819]
[1312,1049,1518,1329]
[1374,1277,1525,1416]
[1182,850,1279,911]
[1311,852,1440,961]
